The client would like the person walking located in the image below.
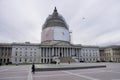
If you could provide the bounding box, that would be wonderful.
[31,63,35,74]
[68,61,70,64]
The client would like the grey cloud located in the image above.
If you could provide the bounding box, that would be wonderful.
[0,0,120,46]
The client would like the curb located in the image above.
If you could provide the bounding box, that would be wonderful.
[35,65,106,71]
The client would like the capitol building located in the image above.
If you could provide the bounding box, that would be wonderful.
[0,7,120,65]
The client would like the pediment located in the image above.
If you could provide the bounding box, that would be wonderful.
[53,41,71,46]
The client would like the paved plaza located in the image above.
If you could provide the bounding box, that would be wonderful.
[0,63,120,80]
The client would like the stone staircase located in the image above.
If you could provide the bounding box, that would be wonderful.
[59,57,76,63]
[52,56,60,64]
[72,56,79,62]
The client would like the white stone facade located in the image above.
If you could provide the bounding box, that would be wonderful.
[0,43,12,64]
[100,46,120,62]
[80,47,100,62]
[11,42,100,64]
[11,43,40,64]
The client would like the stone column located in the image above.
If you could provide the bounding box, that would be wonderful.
[49,47,51,63]
[46,48,48,57]
[45,48,47,57]
[68,48,69,57]
[63,48,65,57]
[66,48,68,57]
[58,47,60,57]
[61,48,63,57]
[68,48,70,57]
[70,48,71,57]
[54,47,56,56]
[43,48,45,63]
[52,47,54,56]
[60,47,61,57]
[48,48,50,63]
[71,48,74,56]
[67,48,69,57]
[66,48,67,57]
[6,48,8,57]
[39,47,41,63]
[56,47,57,56]
[78,48,80,60]
[77,48,79,57]
[56,47,58,56]
[45,48,47,63]
[62,48,64,57]
[56,47,58,57]
[65,47,67,57]
[46,48,48,63]
[43,48,45,58]
[75,48,77,56]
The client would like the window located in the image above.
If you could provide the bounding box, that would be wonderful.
[41,59,43,63]
[25,54,27,56]
[25,58,27,62]
[15,52,17,56]
[19,58,21,62]
[90,59,91,61]
[62,32,64,35]
[86,58,88,61]
[30,59,32,62]
[15,58,17,62]
[34,59,36,62]
[30,53,32,56]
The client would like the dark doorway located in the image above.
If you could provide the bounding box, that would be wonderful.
[60,52,62,57]
[4,59,6,63]
[7,59,9,63]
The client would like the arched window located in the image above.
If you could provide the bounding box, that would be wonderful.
[41,59,43,63]
[7,59,9,63]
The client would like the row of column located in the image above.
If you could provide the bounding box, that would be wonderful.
[40,47,81,63]
[0,47,11,57]
[0,47,12,63]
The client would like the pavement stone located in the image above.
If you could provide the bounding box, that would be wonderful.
[0,63,120,80]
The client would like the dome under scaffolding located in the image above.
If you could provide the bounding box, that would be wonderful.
[41,7,70,44]
[42,7,69,30]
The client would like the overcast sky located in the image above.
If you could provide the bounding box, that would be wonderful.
[0,0,120,46]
